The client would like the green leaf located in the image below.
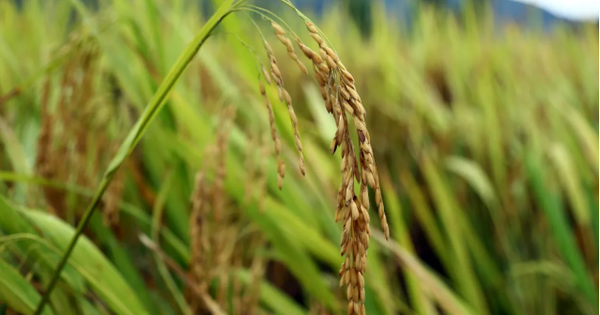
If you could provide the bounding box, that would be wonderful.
[373,232,476,315]
[444,157,498,209]
[0,196,86,292]
[0,259,54,315]
[21,210,150,315]
[421,153,489,314]
[525,152,597,306]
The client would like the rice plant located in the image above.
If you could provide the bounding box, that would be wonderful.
[0,0,597,315]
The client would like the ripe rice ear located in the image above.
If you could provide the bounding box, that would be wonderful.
[295,19,390,314]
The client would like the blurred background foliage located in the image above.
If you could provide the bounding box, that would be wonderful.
[0,0,598,314]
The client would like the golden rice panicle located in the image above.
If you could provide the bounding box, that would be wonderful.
[296,39,332,114]
[305,20,389,239]
[259,80,285,189]
[271,21,308,75]
[264,40,306,177]
[338,133,368,315]
[354,116,389,240]
[283,87,306,176]
[301,20,389,314]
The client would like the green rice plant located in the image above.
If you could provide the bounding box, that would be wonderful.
[0,0,597,315]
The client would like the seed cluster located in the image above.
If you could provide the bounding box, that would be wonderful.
[34,47,126,224]
[256,18,389,314]
[297,21,390,315]
[271,21,308,75]
[265,23,306,186]
[258,79,285,189]
[188,107,236,313]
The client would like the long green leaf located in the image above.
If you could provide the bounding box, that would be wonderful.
[373,232,476,315]
[0,259,54,315]
[21,210,149,315]
[525,152,597,305]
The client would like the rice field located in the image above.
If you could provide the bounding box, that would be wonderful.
[0,1,598,315]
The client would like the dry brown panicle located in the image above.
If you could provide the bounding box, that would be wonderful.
[188,171,208,313]
[35,48,121,220]
[102,166,125,227]
[35,77,65,215]
[188,132,268,314]
[264,37,306,180]
[187,106,237,313]
[297,20,389,315]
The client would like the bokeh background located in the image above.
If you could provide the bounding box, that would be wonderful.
[0,0,598,314]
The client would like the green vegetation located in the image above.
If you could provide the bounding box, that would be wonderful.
[0,0,597,315]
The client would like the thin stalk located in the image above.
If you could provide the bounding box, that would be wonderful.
[33,1,237,314]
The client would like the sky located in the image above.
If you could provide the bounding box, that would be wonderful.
[510,0,600,21]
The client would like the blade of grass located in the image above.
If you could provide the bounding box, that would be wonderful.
[138,234,226,315]
[380,171,432,315]
[150,170,191,315]
[372,231,476,315]
[234,269,307,315]
[21,209,149,315]
[525,152,597,306]
[0,171,190,263]
[421,152,489,314]
[87,214,160,315]
[0,259,54,315]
